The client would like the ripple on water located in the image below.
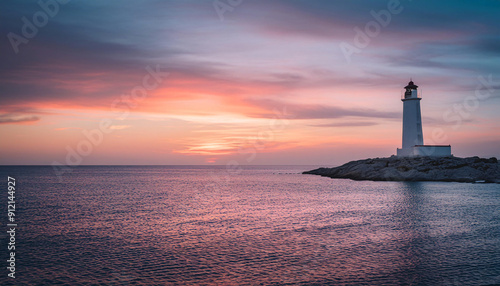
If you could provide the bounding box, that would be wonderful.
[0,166,499,285]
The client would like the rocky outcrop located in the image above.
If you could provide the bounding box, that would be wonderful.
[303,156,500,183]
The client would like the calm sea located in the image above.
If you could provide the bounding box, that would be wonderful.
[0,165,499,285]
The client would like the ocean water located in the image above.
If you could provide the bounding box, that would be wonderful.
[0,165,499,285]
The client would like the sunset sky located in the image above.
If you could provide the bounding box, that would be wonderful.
[1,0,499,165]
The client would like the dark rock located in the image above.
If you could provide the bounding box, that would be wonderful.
[303,156,500,183]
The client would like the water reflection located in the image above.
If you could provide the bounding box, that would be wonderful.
[1,167,498,285]
[389,182,429,285]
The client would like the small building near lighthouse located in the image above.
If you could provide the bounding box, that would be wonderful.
[396,80,452,157]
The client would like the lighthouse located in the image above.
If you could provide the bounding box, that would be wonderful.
[397,80,452,157]
[401,80,423,149]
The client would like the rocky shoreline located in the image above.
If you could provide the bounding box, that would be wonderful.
[303,156,500,183]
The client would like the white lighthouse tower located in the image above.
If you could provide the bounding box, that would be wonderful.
[401,80,423,150]
[397,80,452,157]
